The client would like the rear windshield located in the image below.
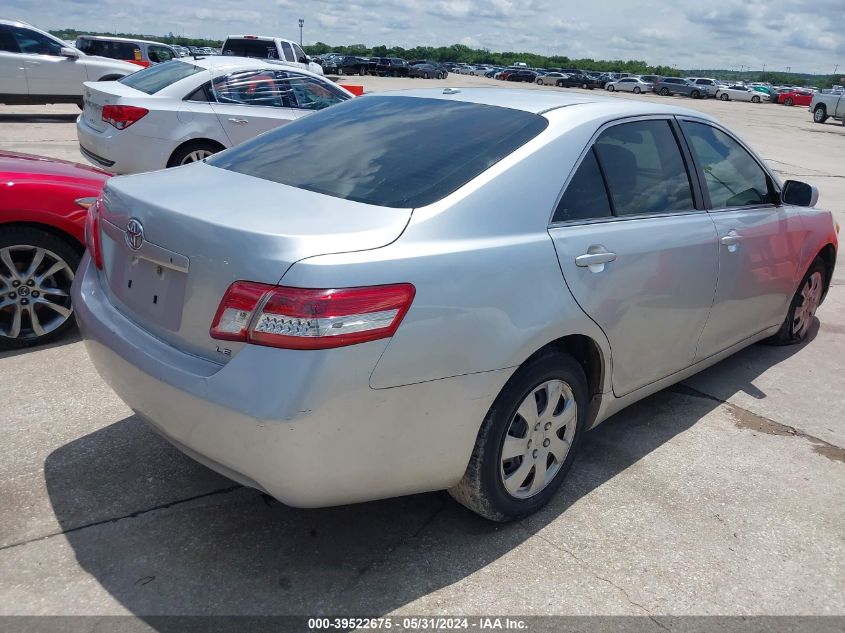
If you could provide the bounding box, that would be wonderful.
[119,60,203,94]
[222,39,279,59]
[208,96,548,208]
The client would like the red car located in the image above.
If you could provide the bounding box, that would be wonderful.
[0,152,109,349]
[777,90,814,107]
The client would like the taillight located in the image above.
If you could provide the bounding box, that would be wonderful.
[102,104,148,130]
[210,282,416,350]
[83,199,103,270]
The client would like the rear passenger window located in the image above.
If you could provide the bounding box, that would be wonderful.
[680,121,773,209]
[281,42,295,62]
[594,120,694,216]
[553,149,612,223]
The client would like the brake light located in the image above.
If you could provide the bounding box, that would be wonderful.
[84,198,103,270]
[102,104,148,130]
[210,282,416,350]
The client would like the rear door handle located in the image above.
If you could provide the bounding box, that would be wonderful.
[227,118,248,125]
[575,246,617,273]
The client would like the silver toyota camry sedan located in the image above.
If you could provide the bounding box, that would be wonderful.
[73,88,838,521]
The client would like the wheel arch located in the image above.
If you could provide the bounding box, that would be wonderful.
[518,333,607,428]
[167,138,227,168]
[0,220,84,254]
[816,243,837,300]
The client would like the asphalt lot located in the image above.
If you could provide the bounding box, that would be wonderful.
[0,74,843,620]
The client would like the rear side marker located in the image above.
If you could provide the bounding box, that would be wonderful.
[210,282,415,350]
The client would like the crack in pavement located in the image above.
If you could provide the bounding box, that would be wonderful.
[671,384,845,463]
[0,485,242,553]
[519,524,669,629]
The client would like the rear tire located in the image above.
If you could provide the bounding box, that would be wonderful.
[720,93,729,101]
[764,258,827,346]
[813,106,828,123]
[0,227,80,350]
[660,87,670,96]
[168,140,224,168]
[607,84,615,91]
[449,351,588,522]
[784,97,793,106]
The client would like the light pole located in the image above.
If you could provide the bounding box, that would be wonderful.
[298,18,304,47]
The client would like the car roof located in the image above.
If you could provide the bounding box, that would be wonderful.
[225,35,296,45]
[369,87,717,121]
[76,35,173,46]
[173,55,322,78]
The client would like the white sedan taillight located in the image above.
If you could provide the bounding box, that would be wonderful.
[210,282,415,350]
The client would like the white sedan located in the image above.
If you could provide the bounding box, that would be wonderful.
[715,85,769,103]
[605,77,654,94]
[76,57,353,174]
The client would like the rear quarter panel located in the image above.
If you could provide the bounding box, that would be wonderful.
[0,179,105,244]
[279,110,616,390]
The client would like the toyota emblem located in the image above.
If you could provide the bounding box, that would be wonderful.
[125,218,144,251]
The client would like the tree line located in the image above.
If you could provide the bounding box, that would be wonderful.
[49,29,839,88]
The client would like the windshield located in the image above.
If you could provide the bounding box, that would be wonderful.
[209,96,548,208]
[119,60,203,94]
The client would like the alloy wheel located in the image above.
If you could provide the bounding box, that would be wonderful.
[792,271,823,338]
[500,379,577,499]
[180,149,215,164]
[0,245,74,342]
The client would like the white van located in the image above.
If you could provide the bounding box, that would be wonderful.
[221,35,323,75]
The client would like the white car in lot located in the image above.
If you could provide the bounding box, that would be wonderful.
[76,57,352,174]
[0,19,138,105]
[221,35,324,75]
[716,85,769,103]
[605,77,653,94]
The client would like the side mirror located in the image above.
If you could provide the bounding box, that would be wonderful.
[299,56,308,64]
[60,47,80,58]
[782,180,819,207]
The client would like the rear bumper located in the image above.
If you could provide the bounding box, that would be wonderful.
[76,116,168,175]
[72,255,508,507]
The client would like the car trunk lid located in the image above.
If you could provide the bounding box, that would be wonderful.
[97,162,412,363]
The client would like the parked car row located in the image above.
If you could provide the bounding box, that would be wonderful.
[314,54,449,79]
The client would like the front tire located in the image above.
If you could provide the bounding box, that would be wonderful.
[765,258,827,346]
[720,93,729,101]
[660,87,670,96]
[813,106,828,123]
[607,84,615,91]
[0,227,80,350]
[449,351,587,522]
[691,90,701,99]
[633,86,641,94]
[752,95,761,103]
[784,97,793,106]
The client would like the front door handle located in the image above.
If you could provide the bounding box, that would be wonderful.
[227,118,248,125]
[720,230,742,252]
[575,245,617,273]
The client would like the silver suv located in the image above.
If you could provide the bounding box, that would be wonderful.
[0,19,138,105]
[73,89,838,521]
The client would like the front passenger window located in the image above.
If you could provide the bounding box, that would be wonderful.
[681,121,773,209]
[10,26,63,56]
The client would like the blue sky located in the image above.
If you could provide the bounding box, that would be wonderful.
[7,0,843,74]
